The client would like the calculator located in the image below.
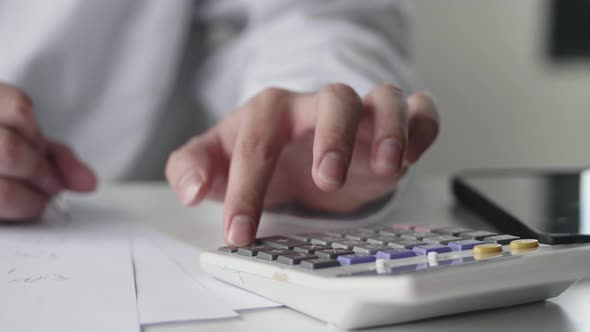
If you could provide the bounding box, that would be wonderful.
[200,224,590,329]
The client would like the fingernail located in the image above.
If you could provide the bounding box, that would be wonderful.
[39,176,62,195]
[318,152,346,185]
[178,172,203,206]
[375,138,402,171]
[228,215,254,246]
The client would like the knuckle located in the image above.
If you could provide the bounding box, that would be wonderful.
[0,130,23,167]
[253,87,290,108]
[322,83,361,105]
[238,134,277,164]
[5,89,34,118]
[376,82,403,96]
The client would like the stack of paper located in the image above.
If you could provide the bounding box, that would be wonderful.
[0,200,280,331]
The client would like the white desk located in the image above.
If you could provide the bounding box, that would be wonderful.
[93,174,590,332]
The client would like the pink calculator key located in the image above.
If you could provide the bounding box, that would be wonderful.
[391,224,415,231]
[413,225,445,232]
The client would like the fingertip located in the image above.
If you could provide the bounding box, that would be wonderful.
[372,137,403,176]
[225,215,255,247]
[176,171,206,207]
[315,151,347,191]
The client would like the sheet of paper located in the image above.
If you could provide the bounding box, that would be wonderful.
[148,232,281,311]
[0,222,139,332]
[132,234,238,325]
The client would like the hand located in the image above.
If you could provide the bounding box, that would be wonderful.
[0,83,97,221]
[166,83,439,246]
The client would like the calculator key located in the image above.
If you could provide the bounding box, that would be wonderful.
[448,239,485,251]
[509,239,539,250]
[391,224,415,231]
[366,236,399,245]
[337,254,376,265]
[260,236,306,249]
[460,230,498,240]
[358,225,390,233]
[332,240,368,250]
[473,243,503,255]
[378,229,411,236]
[413,225,444,233]
[237,245,274,257]
[423,235,462,245]
[300,258,340,269]
[401,232,439,240]
[289,233,329,242]
[353,244,392,255]
[256,249,295,261]
[376,248,417,260]
[413,244,452,255]
[484,234,520,245]
[435,227,473,236]
[292,244,331,254]
[277,253,318,265]
[315,248,355,258]
[218,246,238,253]
[343,232,375,241]
[310,236,344,246]
[322,230,346,237]
[388,239,427,249]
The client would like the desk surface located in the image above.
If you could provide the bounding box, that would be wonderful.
[95,174,590,332]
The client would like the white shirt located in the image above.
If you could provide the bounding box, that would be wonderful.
[0,0,414,181]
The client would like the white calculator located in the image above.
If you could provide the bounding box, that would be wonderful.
[200,223,590,329]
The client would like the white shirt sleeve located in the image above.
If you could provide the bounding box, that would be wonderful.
[195,0,415,225]
[196,0,415,118]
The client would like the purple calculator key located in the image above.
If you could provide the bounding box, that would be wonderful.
[448,239,485,251]
[376,248,417,260]
[337,254,376,265]
[413,244,452,255]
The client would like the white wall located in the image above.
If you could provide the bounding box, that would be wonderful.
[410,0,590,172]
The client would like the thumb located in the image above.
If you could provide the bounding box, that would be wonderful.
[48,141,97,192]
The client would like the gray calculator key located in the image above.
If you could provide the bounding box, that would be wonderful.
[310,236,343,246]
[277,253,317,265]
[293,244,331,254]
[401,232,439,240]
[323,230,346,237]
[423,235,462,245]
[353,244,392,254]
[484,234,520,245]
[218,246,237,253]
[289,233,328,242]
[332,240,368,250]
[366,236,399,245]
[388,239,427,249]
[256,249,295,261]
[377,229,410,236]
[300,258,340,269]
[358,225,389,233]
[460,230,498,240]
[315,248,354,258]
[260,236,306,249]
[435,227,473,236]
[343,232,374,241]
[237,245,273,257]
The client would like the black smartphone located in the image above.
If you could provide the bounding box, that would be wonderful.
[452,168,590,244]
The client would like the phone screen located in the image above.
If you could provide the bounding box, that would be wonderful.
[461,169,590,235]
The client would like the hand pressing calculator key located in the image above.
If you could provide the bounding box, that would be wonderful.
[201,224,590,329]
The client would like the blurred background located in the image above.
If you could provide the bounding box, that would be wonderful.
[410,0,590,172]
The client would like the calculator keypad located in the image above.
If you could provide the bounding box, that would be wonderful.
[218,224,539,273]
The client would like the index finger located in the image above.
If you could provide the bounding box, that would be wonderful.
[222,88,292,246]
